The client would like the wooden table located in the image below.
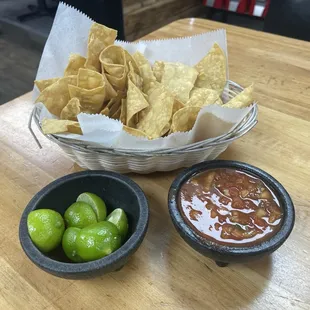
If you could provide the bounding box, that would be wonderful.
[1,18,310,310]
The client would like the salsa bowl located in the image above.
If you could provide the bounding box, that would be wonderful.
[19,171,149,279]
[168,160,295,266]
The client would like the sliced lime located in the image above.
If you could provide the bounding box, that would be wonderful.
[106,208,129,241]
[77,192,107,222]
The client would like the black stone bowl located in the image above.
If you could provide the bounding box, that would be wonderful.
[168,160,295,266]
[19,171,149,279]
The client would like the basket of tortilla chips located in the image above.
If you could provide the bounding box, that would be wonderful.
[30,4,257,173]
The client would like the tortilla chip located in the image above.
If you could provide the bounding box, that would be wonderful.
[85,23,117,72]
[143,80,161,95]
[124,50,139,74]
[161,123,172,137]
[152,61,164,82]
[64,54,86,76]
[126,79,149,127]
[60,97,81,120]
[100,45,125,65]
[195,43,226,92]
[106,91,124,118]
[99,45,126,77]
[132,52,156,92]
[224,84,254,108]
[137,84,174,139]
[67,123,83,135]
[111,105,121,120]
[139,63,156,85]
[65,75,78,86]
[35,77,76,117]
[102,72,117,101]
[34,78,59,92]
[161,62,198,103]
[187,88,222,107]
[107,90,124,107]
[173,98,185,115]
[128,61,143,90]
[41,119,78,134]
[171,107,201,133]
[100,107,110,116]
[123,125,149,139]
[77,68,104,89]
[68,85,105,114]
[132,52,149,67]
[105,70,127,91]
[103,63,125,78]
[120,99,126,124]
[106,91,123,108]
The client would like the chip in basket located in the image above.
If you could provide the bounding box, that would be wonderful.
[126,79,149,127]
[35,76,77,117]
[34,22,255,138]
[161,62,198,103]
[60,98,81,121]
[41,119,80,134]
[224,84,254,108]
[187,88,222,107]
[64,54,86,76]
[195,43,227,92]
[85,23,117,72]
[77,68,104,89]
[35,78,60,92]
[171,107,201,133]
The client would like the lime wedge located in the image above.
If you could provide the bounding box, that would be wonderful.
[77,192,107,222]
[76,221,121,261]
[62,227,83,263]
[27,209,65,253]
[64,201,97,229]
[106,208,129,241]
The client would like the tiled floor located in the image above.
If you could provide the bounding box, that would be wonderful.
[0,1,264,105]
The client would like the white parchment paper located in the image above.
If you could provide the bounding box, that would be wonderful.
[34,2,254,150]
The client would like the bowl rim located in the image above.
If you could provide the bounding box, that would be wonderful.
[19,170,149,275]
[168,160,295,256]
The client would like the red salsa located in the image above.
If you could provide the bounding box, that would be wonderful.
[179,169,283,246]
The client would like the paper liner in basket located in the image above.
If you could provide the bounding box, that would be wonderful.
[34,2,254,151]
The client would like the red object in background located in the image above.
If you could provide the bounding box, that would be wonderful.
[248,0,256,15]
[213,0,231,10]
[237,0,256,14]
[202,0,270,18]
[236,0,247,13]
[262,0,270,18]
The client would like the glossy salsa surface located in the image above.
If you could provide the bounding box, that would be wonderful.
[178,168,283,246]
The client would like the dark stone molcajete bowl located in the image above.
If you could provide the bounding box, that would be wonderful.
[168,160,295,266]
[19,170,149,279]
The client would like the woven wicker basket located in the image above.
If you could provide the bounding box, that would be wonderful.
[29,81,258,173]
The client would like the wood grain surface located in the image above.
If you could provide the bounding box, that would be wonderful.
[0,18,310,310]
